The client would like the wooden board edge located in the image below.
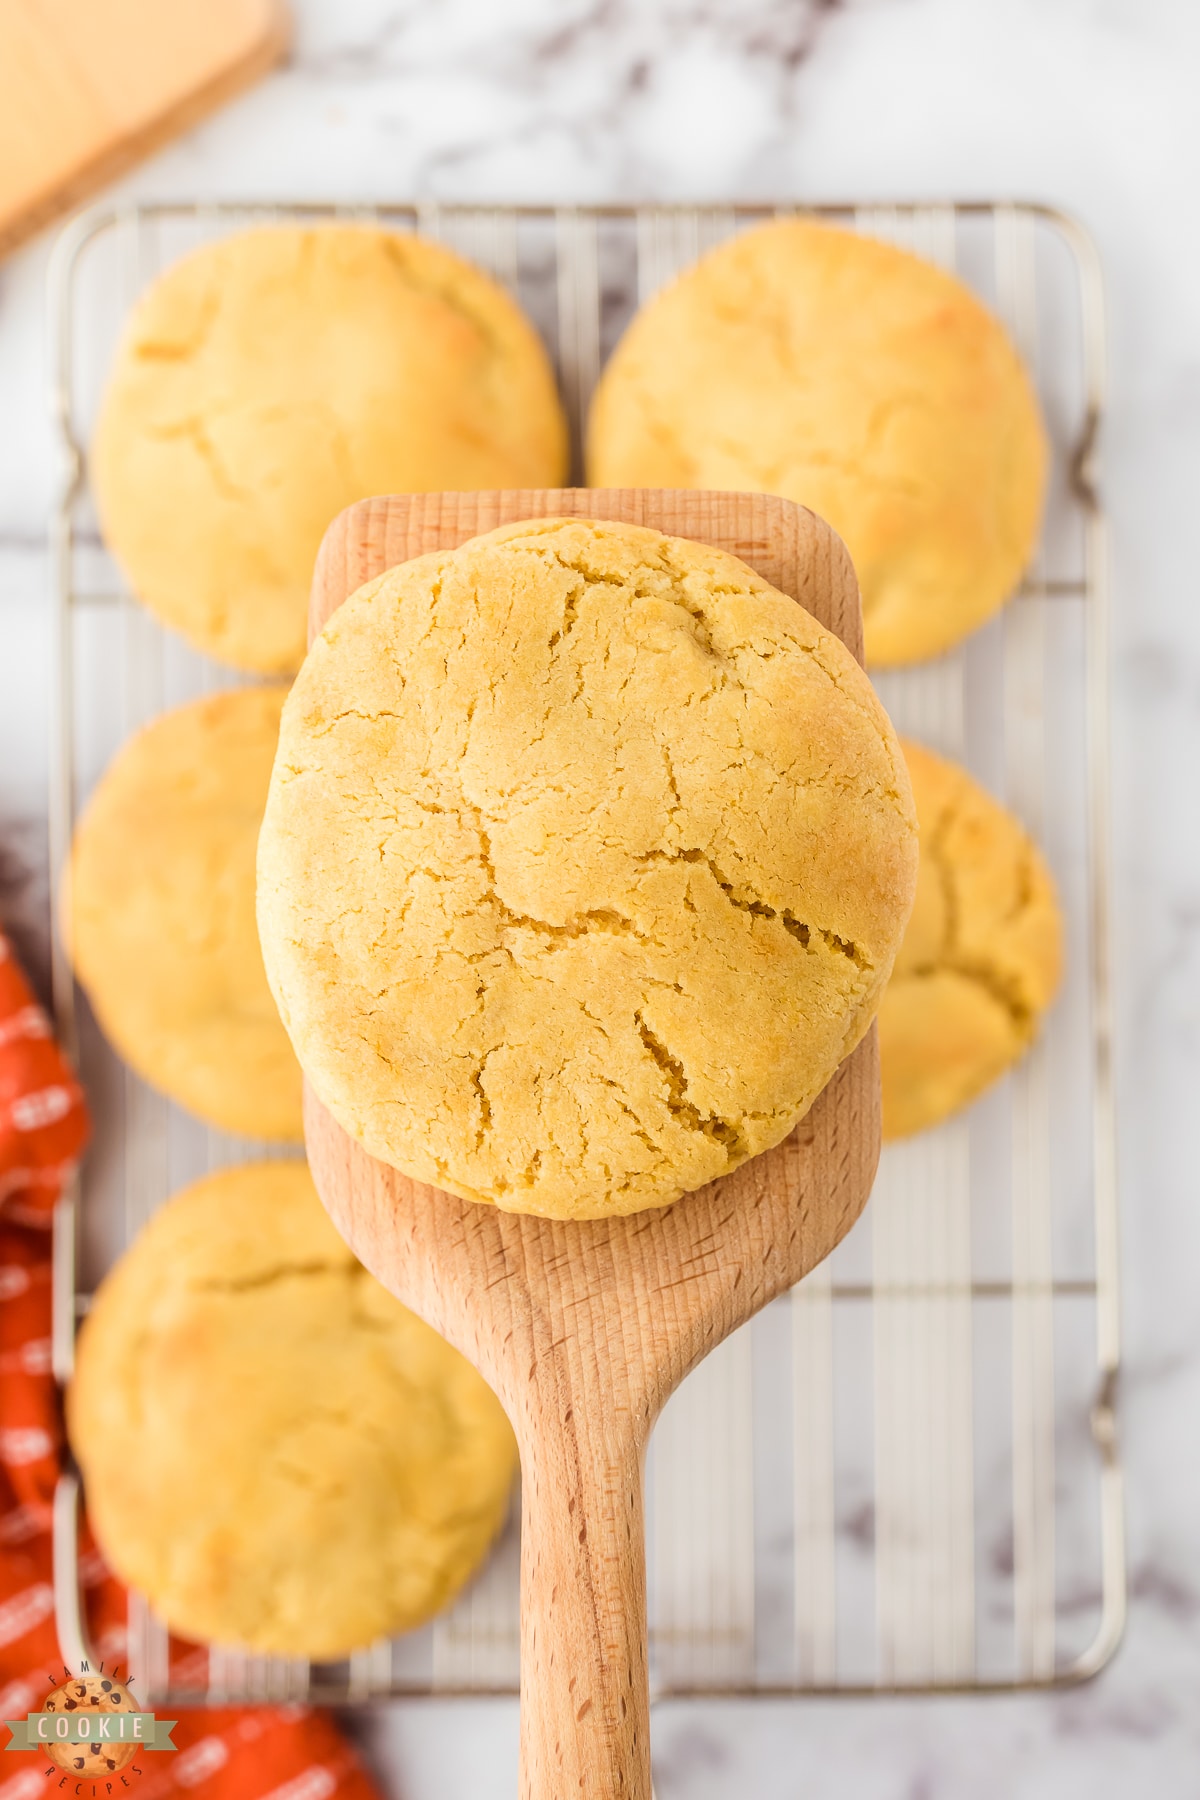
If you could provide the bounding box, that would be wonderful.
[0,0,291,261]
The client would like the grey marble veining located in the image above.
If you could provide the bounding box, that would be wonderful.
[1,0,1198,1793]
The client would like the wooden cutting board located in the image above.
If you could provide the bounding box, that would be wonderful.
[0,0,289,258]
[305,489,880,1800]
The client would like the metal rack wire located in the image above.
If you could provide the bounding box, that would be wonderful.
[46,199,1120,1706]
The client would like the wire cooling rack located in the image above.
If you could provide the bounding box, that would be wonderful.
[46,200,1119,1706]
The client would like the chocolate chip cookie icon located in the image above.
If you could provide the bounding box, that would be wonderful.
[41,1673,138,1774]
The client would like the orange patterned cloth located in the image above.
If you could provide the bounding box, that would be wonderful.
[0,930,382,1795]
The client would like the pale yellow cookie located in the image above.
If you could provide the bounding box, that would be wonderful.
[258,516,918,1220]
[587,217,1047,666]
[64,687,302,1140]
[880,740,1064,1139]
[68,1162,517,1659]
[93,224,568,674]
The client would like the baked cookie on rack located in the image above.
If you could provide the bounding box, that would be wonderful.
[587,216,1047,666]
[257,515,919,1220]
[92,223,568,673]
[879,739,1064,1139]
[68,1161,517,1659]
[64,686,302,1140]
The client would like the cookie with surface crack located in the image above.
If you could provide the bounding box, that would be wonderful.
[257,516,919,1219]
[63,686,302,1140]
[587,217,1047,667]
[68,1162,517,1658]
[879,739,1064,1139]
[92,224,567,673]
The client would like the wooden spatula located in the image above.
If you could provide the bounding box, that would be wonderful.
[303,489,879,1800]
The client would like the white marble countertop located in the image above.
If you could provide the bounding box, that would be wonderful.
[3,1,1199,1793]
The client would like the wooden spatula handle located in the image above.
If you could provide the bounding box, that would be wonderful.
[518,1423,651,1799]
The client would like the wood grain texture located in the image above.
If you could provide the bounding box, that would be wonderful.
[304,489,878,1800]
[0,0,289,258]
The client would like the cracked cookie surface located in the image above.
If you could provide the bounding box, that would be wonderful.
[64,687,302,1140]
[586,217,1047,667]
[92,224,567,673]
[258,516,918,1219]
[879,739,1064,1139]
[68,1162,517,1659]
